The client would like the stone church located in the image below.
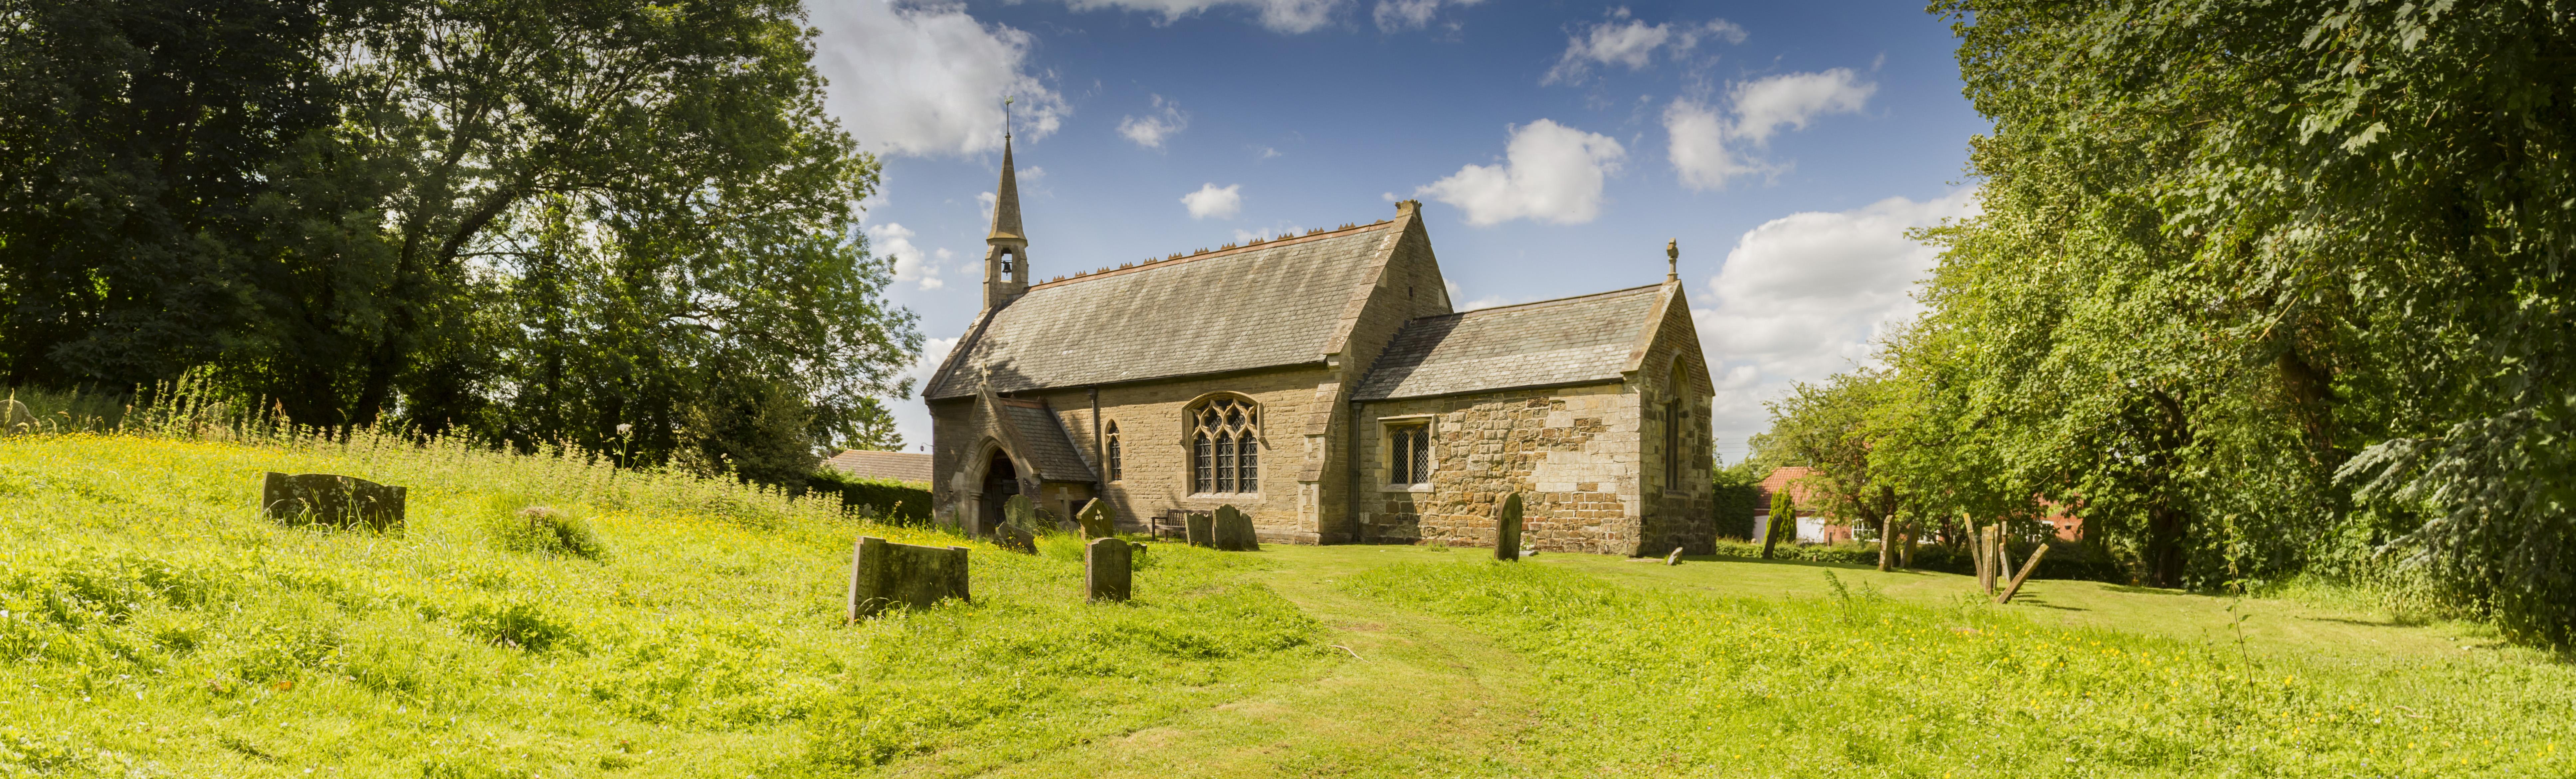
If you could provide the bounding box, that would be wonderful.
[923,137,1717,556]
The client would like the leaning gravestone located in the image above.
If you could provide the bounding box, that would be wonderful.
[1,398,36,434]
[1086,537,1132,603]
[1184,512,1214,548]
[846,536,971,620]
[1494,493,1524,561]
[261,472,405,533]
[1077,500,1117,541]
[1211,505,1260,551]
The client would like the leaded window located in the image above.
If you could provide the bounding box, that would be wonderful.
[1190,396,1259,494]
[1105,422,1122,482]
[1389,423,1431,484]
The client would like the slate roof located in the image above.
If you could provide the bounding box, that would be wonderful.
[924,221,1403,399]
[998,402,1096,482]
[822,450,934,483]
[1353,284,1666,401]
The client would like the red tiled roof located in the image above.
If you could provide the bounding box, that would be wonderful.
[823,450,933,484]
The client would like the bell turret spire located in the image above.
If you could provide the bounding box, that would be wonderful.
[983,98,1031,310]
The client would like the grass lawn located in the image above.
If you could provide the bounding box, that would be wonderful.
[4,434,2570,776]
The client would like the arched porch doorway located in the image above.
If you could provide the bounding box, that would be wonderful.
[978,449,1019,534]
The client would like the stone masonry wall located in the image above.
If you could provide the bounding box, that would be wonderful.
[1352,383,1644,554]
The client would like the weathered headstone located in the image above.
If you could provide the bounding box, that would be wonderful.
[1994,543,2050,605]
[1003,494,1036,530]
[1665,546,1684,566]
[1184,512,1214,548]
[994,522,1037,553]
[1086,537,1132,603]
[846,536,971,620]
[1,398,35,433]
[1211,505,1260,551]
[261,472,405,533]
[1077,499,1117,541]
[1494,493,1523,561]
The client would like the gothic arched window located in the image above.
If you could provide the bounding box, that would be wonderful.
[1190,396,1259,495]
[1105,422,1123,482]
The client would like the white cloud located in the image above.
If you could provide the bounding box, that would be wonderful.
[1118,95,1189,149]
[977,191,997,222]
[1663,69,1875,191]
[885,336,963,452]
[1544,10,1745,85]
[1729,68,1875,145]
[1054,0,1342,33]
[1372,0,1483,31]
[1691,190,1979,448]
[865,223,948,290]
[1416,119,1625,226]
[809,0,1067,157]
[1181,183,1244,220]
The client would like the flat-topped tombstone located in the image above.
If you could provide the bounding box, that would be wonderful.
[1494,493,1524,561]
[1086,537,1132,602]
[847,537,971,620]
[1211,505,1260,551]
[1183,512,1214,548]
[261,472,405,533]
[1077,500,1116,541]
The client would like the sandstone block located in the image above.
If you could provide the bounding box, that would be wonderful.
[261,472,405,533]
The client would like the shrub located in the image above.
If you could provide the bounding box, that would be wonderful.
[455,598,575,652]
[481,499,607,560]
[807,468,932,525]
[1705,538,2124,582]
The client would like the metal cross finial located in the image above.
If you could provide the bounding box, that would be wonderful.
[1004,95,1014,141]
[1666,239,1679,282]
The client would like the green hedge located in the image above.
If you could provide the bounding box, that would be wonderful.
[806,469,932,526]
[1704,539,2126,583]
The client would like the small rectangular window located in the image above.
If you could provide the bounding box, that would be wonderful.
[1389,423,1431,484]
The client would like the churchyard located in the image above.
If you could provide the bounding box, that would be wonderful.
[3,432,2571,777]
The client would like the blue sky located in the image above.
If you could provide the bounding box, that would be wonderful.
[809,0,1990,460]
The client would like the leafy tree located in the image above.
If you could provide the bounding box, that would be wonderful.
[1928,0,2576,643]
[1756,371,1903,567]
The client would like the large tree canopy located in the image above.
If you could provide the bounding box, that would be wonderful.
[0,0,919,483]
[1892,0,2575,644]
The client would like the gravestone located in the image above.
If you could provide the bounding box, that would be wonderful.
[1077,500,1116,541]
[1184,512,1214,548]
[846,536,971,620]
[1494,493,1524,561]
[994,522,1037,553]
[1003,494,1036,530]
[261,472,405,533]
[1086,537,1132,603]
[1,398,35,433]
[1665,546,1684,566]
[1211,505,1260,551]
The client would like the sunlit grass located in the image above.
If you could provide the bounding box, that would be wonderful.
[1341,561,2576,777]
[0,433,1319,776]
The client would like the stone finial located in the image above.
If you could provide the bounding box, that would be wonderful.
[1666,239,1679,282]
[1396,199,1422,215]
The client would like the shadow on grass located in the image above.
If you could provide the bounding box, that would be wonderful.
[1679,556,1876,570]
[2100,584,2190,596]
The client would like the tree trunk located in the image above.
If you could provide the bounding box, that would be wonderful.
[1900,523,1915,570]
[2146,503,2189,588]
[1876,516,1894,572]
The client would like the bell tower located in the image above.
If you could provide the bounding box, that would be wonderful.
[983,104,1031,311]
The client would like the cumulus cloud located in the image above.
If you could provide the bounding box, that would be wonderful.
[1664,68,1875,190]
[808,1,1067,157]
[1372,0,1483,31]
[865,223,946,290]
[1729,68,1875,144]
[1118,95,1189,149]
[1690,190,1979,447]
[1416,119,1625,226]
[1181,183,1244,219]
[1543,9,1745,85]
[1054,0,1342,33]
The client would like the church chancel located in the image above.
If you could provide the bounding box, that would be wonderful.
[925,138,1719,556]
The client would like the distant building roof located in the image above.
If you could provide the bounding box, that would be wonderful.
[923,220,1404,399]
[1757,466,1824,512]
[822,450,933,484]
[1353,284,1666,401]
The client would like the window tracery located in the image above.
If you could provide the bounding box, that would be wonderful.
[1190,397,1259,494]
